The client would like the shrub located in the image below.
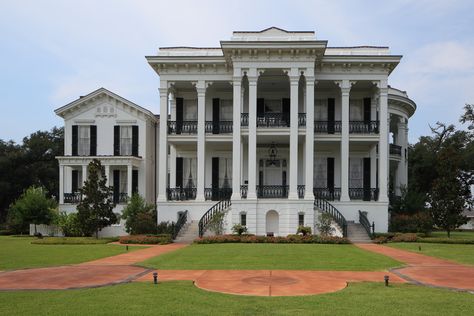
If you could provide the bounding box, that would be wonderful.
[373,236,388,244]
[391,233,418,242]
[121,194,157,235]
[207,211,227,235]
[31,237,118,245]
[231,224,248,236]
[316,213,335,236]
[389,212,433,234]
[55,212,82,237]
[194,234,350,244]
[119,234,172,245]
[416,238,474,244]
[156,221,176,235]
[296,225,312,236]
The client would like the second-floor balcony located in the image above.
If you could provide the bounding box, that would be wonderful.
[168,121,198,134]
[390,144,402,156]
[205,121,233,134]
[313,187,379,201]
[240,113,307,128]
[349,121,379,134]
[63,192,128,204]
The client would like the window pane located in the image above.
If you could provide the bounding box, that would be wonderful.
[78,126,90,156]
[120,126,132,155]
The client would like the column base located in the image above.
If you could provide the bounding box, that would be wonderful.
[195,194,205,202]
[304,193,314,200]
[246,192,257,200]
[378,195,389,203]
[231,193,241,201]
[157,195,167,202]
[288,192,299,200]
[340,194,350,202]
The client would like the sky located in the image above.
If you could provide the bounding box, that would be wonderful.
[1,0,473,144]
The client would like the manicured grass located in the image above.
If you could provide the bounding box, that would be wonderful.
[427,231,474,240]
[1,281,473,316]
[142,243,401,271]
[0,236,139,270]
[389,242,474,266]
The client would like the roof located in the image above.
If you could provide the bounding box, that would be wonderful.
[54,87,157,122]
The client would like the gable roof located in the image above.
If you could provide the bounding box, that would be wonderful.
[233,26,314,34]
[54,88,157,122]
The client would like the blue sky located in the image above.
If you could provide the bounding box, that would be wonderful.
[1,0,473,143]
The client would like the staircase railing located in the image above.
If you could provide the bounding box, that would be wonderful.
[198,198,231,237]
[172,210,188,240]
[358,210,375,239]
[314,198,347,237]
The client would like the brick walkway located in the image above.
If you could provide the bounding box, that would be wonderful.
[356,243,474,292]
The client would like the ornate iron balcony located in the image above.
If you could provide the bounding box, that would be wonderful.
[313,187,341,201]
[168,121,198,134]
[390,144,402,156]
[167,187,197,201]
[297,185,305,199]
[257,113,290,127]
[349,188,379,201]
[63,192,82,204]
[298,113,306,127]
[241,113,249,127]
[204,187,232,201]
[349,121,379,134]
[204,121,233,134]
[314,121,342,134]
[257,185,289,198]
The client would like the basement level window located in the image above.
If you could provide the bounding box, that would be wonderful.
[240,213,247,226]
[298,213,304,226]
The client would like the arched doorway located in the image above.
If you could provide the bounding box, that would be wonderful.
[266,210,279,236]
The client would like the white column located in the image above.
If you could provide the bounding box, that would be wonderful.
[59,165,64,204]
[396,118,408,193]
[289,68,299,200]
[157,85,168,202]
[247,70,258,200]
[304,74,315,200]
[169,92,177,189]
[340,80,351,202]
[232,70,242,200]
[82,165,88,185]
[127,164,133,198]
[105,165,110,187]
[370,145,377,189]
[378,80,389,202]
[196,81,206,201]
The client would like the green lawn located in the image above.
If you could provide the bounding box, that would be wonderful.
[0,236,139,270]
[427,231,474,240]
[389,242,474,266]
[0,281,473,316]
[142,243,401,271]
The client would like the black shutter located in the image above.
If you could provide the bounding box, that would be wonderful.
[328,98,335,134]
[212,98,220,134]
[363,98,371,122]
[72,125,78,156]
[176,97,184,134]
[132,170,138,194]
[176,157,183,188]
[363,158,371,201]
[212,157,219,200]
[113,170,120,204]
[257,98,265,116]
[132,126,139,156]
[282,98,290,127]
[113,126,120,156]
[327,158,335,190]
[71,170,78,192]
[90,125,97,156]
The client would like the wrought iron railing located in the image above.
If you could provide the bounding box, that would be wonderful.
[313,188,341,201]
[297,185,305,199]
[298,113,306,127]
[168,121,198,134]
[359,210,375,239]
[63,192,82,204]
[167,187,197,201]
[205,121,233,134]
[198,198,231,237]
[390,144,402,156]
[349,188,379,201]
[172,210,188,240]
[257,113,290,127]
[241,113,249,126]
[349,121,379,134]
[115,192,129,204]
[257,185,289,198]
[314,121,342,134]
[204,188,232,201]
[314,198,347,237]
[240,185,248,199]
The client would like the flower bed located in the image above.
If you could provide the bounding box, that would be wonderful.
[194,234,350,244]
[119,234,172,245]
[31,237,119,245]
[373,232,474,244]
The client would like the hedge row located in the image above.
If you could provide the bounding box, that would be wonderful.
[31,237,119,245]
[373,233,474,244]
[119,234,172,245]
[194,234,350,244]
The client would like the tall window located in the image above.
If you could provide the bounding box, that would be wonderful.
[350,158,363,188]
[119,170,128,194]
[314,158,327,188]
[78,126,90,156]
[120,126,132,156]
[298,213,305,226]
[350,99,363,120]
[220,100,233,120]
[240,212,247,226]
[314,99,328,120]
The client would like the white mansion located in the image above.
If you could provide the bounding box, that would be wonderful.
[55,28,415,238]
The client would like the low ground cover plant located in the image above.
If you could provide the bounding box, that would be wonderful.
[194,234,350,244]
[373,232,474,244]
[31,237,118,245]
[119,234,172,245]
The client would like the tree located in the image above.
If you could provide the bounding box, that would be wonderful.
[316,213,335,236]
[8,186,57,234]
[121,194,156,235]
[76,159,117,238]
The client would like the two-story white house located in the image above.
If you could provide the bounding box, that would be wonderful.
[55,27,416,239]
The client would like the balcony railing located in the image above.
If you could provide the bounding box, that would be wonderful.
[314,121,342,134]
[297,185,305,199]
[257,185,289,198]
[349,121,379,134]
[298,113,306,127]
[349,188,379,201]
[167,187,197,201]
[168,121,198,134]
[390,144,402,156]
[204,187,232,201]
[257,113,290,127]
[240,185,248,199]
[205,121,233,134]
[313,188,341,201]
[241,113,249,127]
[63,192,128,204]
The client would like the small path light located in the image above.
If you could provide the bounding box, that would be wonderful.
[419,245,421,251]
[384,275,390,287]
[126,245,129,252]
[153,272,158,284]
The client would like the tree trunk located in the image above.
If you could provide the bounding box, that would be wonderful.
[95,229,99,239]
[34,224,37,235]
[447,229,451,238]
